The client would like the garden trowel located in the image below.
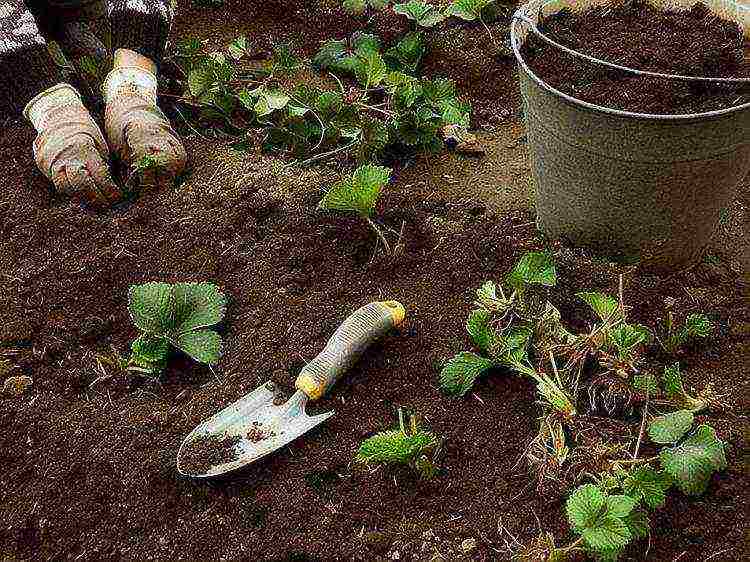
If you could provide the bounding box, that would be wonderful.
[177,300,406,478]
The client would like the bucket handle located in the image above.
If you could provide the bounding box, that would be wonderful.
[512,12,750,84]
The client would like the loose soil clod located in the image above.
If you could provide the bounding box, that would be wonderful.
[179,433,241,475]
[247,421,276,443]
[522,2,750,114]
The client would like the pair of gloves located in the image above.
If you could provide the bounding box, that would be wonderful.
[24,49,186,207]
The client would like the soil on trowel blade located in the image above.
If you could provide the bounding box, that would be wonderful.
[521,2,750,114]
[180,433,241,474]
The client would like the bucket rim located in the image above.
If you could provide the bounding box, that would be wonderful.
[511,0,750,121]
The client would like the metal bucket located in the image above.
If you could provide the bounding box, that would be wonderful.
[511,0,750,269]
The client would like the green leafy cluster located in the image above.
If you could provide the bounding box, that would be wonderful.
[542,402,726,561]
[356,410,440,479]
[440,252,575,416]
[319,164,391,217]
[173,31,470,165]
[658,311,713,355]
[127,282,227,374]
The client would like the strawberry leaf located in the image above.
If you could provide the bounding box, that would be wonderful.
[507,251,557,290]
[660,424,726,496]
[622,466,673,509]
[466,309,494,354]
[318,164,391,217]
[394,1,446,27]
[577,292,621,323]
[648,410,694,444]
[439,352,493,396]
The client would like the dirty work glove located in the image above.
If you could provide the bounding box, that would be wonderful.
[24,83,121,207]
[104,49,186,191]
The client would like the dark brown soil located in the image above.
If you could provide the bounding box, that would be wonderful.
[179,433,241,475]
[1,1,748,561]
[521,2,750,114]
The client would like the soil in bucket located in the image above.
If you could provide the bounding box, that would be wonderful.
[521,1,750,114]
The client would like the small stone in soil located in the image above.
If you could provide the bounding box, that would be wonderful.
[179,433,240,475]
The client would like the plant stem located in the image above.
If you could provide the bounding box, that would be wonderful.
[558,537,584,553]
[632,395,649,460]
[355,102,396,118]
[365,216,392,255]
[292,140,358,167]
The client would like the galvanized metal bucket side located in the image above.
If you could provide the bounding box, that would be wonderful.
[511,0,750,268]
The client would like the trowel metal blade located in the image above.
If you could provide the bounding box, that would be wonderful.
[177,384,334,478]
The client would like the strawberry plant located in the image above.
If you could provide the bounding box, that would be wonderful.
[170,31,470,166]
[520,412,726,561]
[127,282,227,374]
[356,408,441,479]
[447,0,495,21]
[319,164,400,254]
[657,310,713,355]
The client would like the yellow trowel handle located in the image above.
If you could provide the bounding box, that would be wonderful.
[295,301,406,400]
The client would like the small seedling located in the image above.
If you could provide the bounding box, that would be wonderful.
[520,412,726,561]
[127,282,227,374]
[356,408,440,479]
[657,311,713,355]
[439,251,575,416]
[319,164,398,254]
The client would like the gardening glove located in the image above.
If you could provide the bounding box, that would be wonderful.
[24,83,121,207]
[104,49,186,191]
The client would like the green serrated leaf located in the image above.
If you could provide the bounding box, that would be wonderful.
[476,280,497,301]
[682,313,713,339]
[130,334,169,373]
[188,64,213,98]
[384,31,426,73]
[357,427,435,465]
[174,329,223,364]
[355,51,387,87]
[582,517,631,551]
[507,251,557,290]
[662,363,684,399]
[632,374,660,397]
[439,351,493,396]
[227,35,248,60]
[622,466,673,509]
[660,424,727,496]
[566,484,605,532]
[577,292,622,323]
[128,282,175,336]
[466,309,493,354]
[604,495,636,519]
[318,164,391,217]
[172,283,227,334]
[393,1,445,27]
[447,0,493,21]
[648,410,694,444]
